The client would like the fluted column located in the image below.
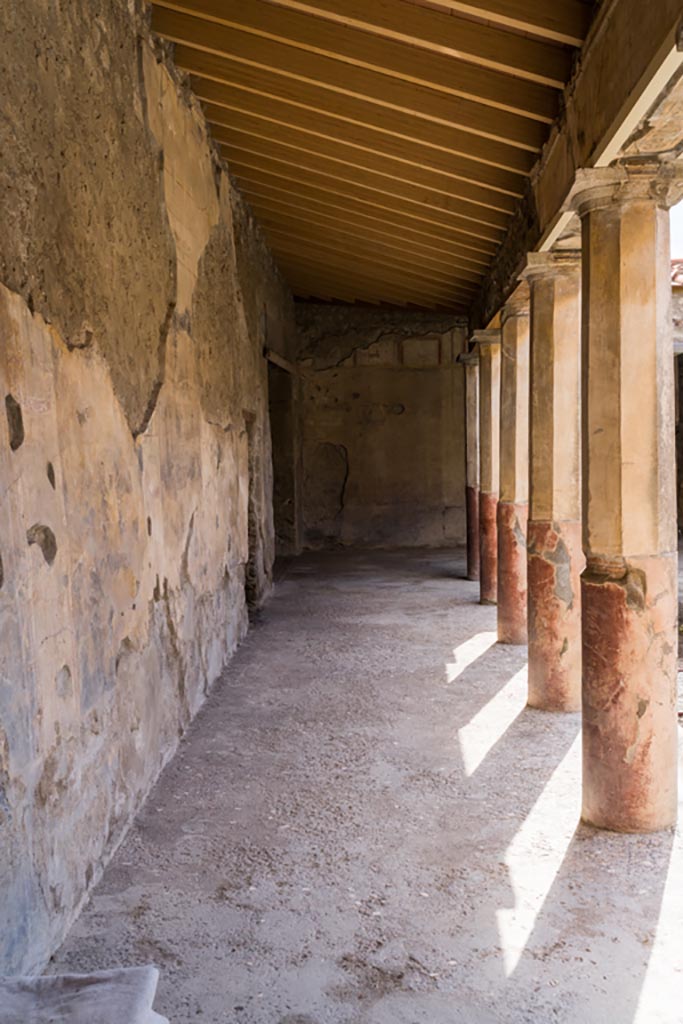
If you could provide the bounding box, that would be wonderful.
[472,330,501,605]
[460,349,480,581]
[572,161,683,832]
[522,252,583,710]
[497,293,529,644]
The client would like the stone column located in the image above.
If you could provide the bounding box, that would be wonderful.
[460,349,480,581]
[497,293,530,644]
[572,162,683,832]
[473,330,501,605]
[522,252,582,710]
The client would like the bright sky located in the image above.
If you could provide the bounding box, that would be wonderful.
[671,201,683,257]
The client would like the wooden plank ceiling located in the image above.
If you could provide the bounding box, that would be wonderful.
[149,0,594,311]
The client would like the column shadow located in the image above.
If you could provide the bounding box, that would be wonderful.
[505,814,676,1022]
[432,638,677,1023]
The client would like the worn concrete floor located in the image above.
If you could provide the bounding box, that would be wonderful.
[52,549,683,1023]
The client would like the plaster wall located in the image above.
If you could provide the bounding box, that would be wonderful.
[0,0,294,972]
[268,363,302,556]
[296,306,468,549]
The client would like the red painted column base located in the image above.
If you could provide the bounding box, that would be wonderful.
[496,500,528,644]
[582,552,678,832]
[479,491,498,605]
[466,485,480,581]
[527,519,582,711]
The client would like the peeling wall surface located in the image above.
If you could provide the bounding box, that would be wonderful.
[268,363,301,556]
[296,305,468,549]
[0,0,295,972]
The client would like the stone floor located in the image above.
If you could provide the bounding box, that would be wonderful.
[52,549,683,1023]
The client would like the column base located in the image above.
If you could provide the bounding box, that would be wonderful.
[466,485,480,581]
[496,501,528,644]
[582,553,678,833]
[479,491,498,605]
[527,519,582,711]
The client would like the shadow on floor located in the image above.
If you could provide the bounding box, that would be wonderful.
[49,548,681,1024]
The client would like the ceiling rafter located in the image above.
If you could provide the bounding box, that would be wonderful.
[263,227,480,295]
[171,43,536,174]
[281,261,450,302]
[202,102,517,214]
[251,0,573,85]
[205,104,516,215]
[277,253,466,306]
[149,0,592,308]
[283,266,417,304]
[254,209,485,280]
[236,178,500,259]
[153,0,558,121]
[273,248,477,304]
[287,271,465,310]
[412,0,591,47]
[214,130,510,230]
[192,76,526,197]
[227,161,503,248]
[243,191,493,270]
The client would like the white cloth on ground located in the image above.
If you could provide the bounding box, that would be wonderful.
[0,965,169,1024]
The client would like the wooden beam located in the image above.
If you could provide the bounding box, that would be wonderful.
[474,0,683,327]
[214,130,510,230]
[225,157,505,245]
[244,192,492,270]
[253,208,485,281]
[152,0,558,121]
[287,272,408,305]
[264,347,298,374]
[280,261,465,309]
[204,103,516,214]
[420,0,591,47]
[264,229,479,298]
[291,280,438,308]
[193,75,525,197]
[293,280,395,304]
[263,224,482,289]
[153,11,543,153]
[272,248,469,304]
[277,248,465,300]
[248,0,572,87]
[292,283,464,311]
[282,263,435,305]
[238,181,497,261]
[172,45,536,175]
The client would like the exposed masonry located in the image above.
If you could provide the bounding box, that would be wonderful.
[26,524,58,567]
[0,0,296,974]
[5,394,24,451]
[296,303,468,370]
[296,304,469,550]
[529,529,574,607]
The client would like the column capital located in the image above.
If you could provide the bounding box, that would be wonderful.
[471,328,501,348]
[500,285,530,324]
[521,249,581,283]
[568,160,683,217]
[457,348,480,366]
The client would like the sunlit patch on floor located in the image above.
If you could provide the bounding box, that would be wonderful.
[633,762,683,1024]
[445,631,497,684]
[457,664,527,776]
[497,732,581,976]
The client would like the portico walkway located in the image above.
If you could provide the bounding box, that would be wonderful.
[51,550,683,1023]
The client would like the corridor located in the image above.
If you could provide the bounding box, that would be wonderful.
[50,551,683,1024]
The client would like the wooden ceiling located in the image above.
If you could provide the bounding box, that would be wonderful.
[149,0,594,311]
